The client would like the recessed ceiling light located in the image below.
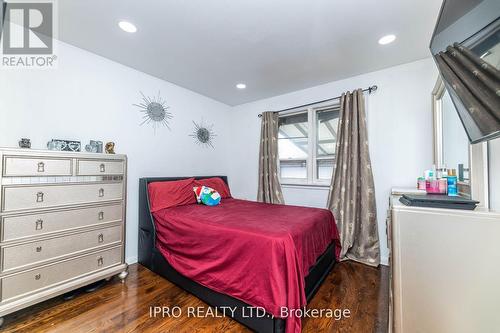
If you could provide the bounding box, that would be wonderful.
[378,34,396,45]
[236,83,246,89]
[119,21,137,33]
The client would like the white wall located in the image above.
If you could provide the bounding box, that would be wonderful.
[228,58,439,265]
[489,138,500,211]
[0,41,233,264]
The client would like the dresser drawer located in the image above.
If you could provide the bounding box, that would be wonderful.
[3,156,72,177]
[1,204,123,242]
[2,183,123,212]
[0,247,122,302]
[76,159,124,176]
[2,225,122,272]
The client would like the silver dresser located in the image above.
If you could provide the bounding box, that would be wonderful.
[0,148,128,325]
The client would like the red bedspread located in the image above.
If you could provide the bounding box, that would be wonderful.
[153,198,340,333]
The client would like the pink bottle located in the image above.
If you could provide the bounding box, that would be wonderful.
[426,179,440,194]
[426,178,447,194]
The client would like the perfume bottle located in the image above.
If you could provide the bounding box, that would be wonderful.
[426,177,441,194]
[417,177,426,190]
[447,169,458,196]
[438,178,448,194]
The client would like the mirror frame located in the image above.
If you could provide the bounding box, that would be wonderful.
[432,78,445,168]
[432,76,490,207]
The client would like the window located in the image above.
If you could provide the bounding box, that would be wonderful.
[278,105,340,185]
[278,112,308,179]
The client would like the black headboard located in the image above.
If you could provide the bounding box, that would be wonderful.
[138,176,228,268]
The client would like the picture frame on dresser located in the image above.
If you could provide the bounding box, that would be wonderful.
[0,148,128,326]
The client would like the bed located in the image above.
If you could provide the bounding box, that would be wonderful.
[138,176,340,333]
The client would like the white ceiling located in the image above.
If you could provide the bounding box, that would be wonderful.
[58,0,442,106]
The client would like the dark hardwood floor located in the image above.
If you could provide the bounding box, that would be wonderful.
[1,262,389,333]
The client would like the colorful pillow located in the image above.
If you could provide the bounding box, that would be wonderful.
[148,178,196,212]
[194,177,231,198]
[193,186,221,206]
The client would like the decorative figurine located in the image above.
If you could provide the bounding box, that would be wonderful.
[85,143,97,153]
[18,138,31,149]
[85,140,104,153]
[95,141,103,153]
[105,142,115,154]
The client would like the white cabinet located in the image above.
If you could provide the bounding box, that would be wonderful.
[389,196,500,333]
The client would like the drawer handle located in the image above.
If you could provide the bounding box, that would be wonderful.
[100,163,106,172]
[36,192,44,203]
[37,161,45,173]
[97,256,104,266]
[98,211,104,220]
[35,219,44,230]
[35,274,41,280]
[99,188,104,197]
[36,246,42,252]
[98,233,104,243]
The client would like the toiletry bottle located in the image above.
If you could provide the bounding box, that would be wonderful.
[441,165,448,194]
[417,177,426,190]
[437,166,447,179]
[438,178,448,194]
[447,169,458,196]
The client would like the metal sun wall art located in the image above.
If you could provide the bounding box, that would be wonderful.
[190,120,216,148]
[134,91,173,132]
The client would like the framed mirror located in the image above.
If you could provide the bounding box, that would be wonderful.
[432,76,492,206]
[432,77,472,197]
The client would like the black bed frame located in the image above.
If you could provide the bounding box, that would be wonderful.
[138,176,336,333]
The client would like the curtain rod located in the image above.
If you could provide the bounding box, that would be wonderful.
[257,85,378,118]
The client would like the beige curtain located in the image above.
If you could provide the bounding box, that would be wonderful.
[257,112,284,204]
[327,89,380,266]
[435,43,500,136]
